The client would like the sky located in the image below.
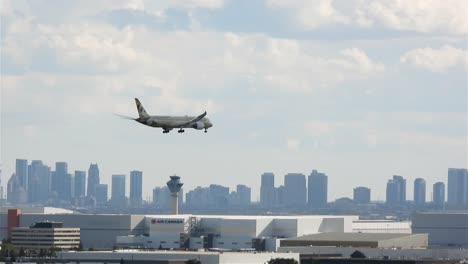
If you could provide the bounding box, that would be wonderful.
[1,0,467,202]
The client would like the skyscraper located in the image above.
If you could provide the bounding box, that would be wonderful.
[95,184,108,204]
[353,186,371,204]
[447,168,467,208]
[87,164,100,198]
[153,186,171,210]
[7,173,27,204]
[74,171,86,198]
[52,162,71,202]
[209,184,230,208]
[260,173,275,208]
[236,184,251,206]
[38,164,51,202]
[0,166,3,200]
[284,173,307,208]
[185,187,209,209]
[130,170,143,206]
[433,182,445,207]
[308,170,328,208]
[386,175,406,205]
[111,174,126,201]
[16,159,28,191]
[413,178,426,205]
[28,160,43,203]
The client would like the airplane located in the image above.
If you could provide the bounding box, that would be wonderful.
[117,98,213,134]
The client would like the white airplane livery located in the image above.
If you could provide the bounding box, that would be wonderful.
[119,98,213,134]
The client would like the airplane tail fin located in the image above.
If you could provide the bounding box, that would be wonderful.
[135,98,150,118]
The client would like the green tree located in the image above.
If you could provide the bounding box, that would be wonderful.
[268,258,298,264]
[19,247,25,257]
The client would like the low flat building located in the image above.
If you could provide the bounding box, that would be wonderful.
[58,250,300,264]
[12,221,80,250]
[280,233,428,248]
[412,212,468,248]
[0,209,146,249]
[353,220,412,234]
[278,246,468,261]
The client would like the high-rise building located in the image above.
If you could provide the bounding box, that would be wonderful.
[284,173,307,208]
[7,173,27,204]
[130,170,143,206]
[27,161,44,203]
[236,184,251,206]
[386,175,406,205]
[111,175,126,201]
[229,185,251,207]
[95,184,108,204]
[74,171,86,198]
[153,186,171,210]
[0,166,3,200]
[87,164,100,198]
[209,184,230,208]
[353,186,371,204]
[38,165,51,202]
[275,185,285,207]
[447,168,467,208]
[16,159,28,191]
[308,170,328,208]
[260,173,275,208]
[185,187,210,209]
[433,182,445,207]
[51,162,71,202]
[414,178,426,205]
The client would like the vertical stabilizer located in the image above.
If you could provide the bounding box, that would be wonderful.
[135,98,150,118]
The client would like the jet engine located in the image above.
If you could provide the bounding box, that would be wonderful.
[192,121,205,130]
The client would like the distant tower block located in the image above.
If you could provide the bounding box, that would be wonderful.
[166,175,183,215]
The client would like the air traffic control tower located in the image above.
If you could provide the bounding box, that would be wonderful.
[166,175,183,215]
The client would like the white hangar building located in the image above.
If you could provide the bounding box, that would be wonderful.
[412,212,468,247]
[116,214,358,250]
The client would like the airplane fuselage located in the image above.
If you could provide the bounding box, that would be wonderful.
[136,115,213,130]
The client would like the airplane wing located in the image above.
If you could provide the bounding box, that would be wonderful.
[175,111,207,127]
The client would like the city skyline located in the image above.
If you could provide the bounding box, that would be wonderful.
[1,1,467,203]
[1,158,464,204]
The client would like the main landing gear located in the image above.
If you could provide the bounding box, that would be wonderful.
[163,129,170,134]
[178,129,185,133]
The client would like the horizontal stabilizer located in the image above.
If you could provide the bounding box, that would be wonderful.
[114,113,136,120]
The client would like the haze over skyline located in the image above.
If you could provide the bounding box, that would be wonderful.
[1,0,467,201]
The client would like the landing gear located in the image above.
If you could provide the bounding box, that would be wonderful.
[163,129,170,134]
[204,129,208,133]
[178,129,185,133]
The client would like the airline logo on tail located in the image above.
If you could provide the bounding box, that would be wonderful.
[135,98,149,118]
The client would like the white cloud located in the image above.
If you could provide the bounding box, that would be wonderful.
[267,0,350,29]
[359,0,468,35]
[267,0,468,35]
[400,45,468,73]
[170,0,224,9]
[303,111,467,149]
